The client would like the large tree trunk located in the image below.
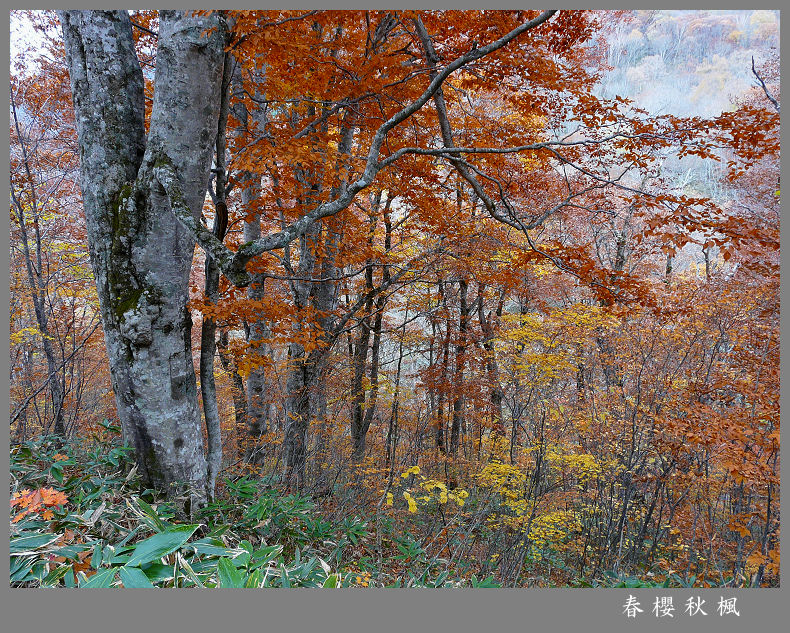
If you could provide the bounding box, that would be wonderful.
[60,10,225,509]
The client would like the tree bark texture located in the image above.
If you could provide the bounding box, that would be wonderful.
[60,10,225,508]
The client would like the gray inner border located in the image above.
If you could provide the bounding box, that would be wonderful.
[2,1,783,632]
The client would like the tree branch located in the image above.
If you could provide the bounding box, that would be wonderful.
[227,10,557,266]
[153,160,251,286]
[160,9,558,287]
[752,56,779,113]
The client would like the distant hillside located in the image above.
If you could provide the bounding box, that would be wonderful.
[597,10,779,118]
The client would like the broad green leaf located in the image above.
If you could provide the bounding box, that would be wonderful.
[125,524,199,567]
[217,557,245,588]
[10,532,60,553]
[10,560,34,582]
[250,544,283,570]
[245,569,262,588]
[133,497,167,532]
[51,544,88,561]
[323,574,338,588]
[81,568,117,588]
[191,542,233,557]
[42,564,72,587]
[91,543,103,569]
[119,565,155,588]
[141,563,173,584]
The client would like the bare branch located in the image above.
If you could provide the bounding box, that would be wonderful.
[752,56,779,113]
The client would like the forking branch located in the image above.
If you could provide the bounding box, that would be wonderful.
[156,10,558,288]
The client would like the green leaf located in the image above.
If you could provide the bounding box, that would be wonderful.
[250,544,283,569]
[133,497,168,532]
[91,543,103,570]
[50,464,64,484]
[10,532,60,553]
[323,574,338,588]
[119,565,155,588]
[10,559,34,582]
[191,543,233,557]
[470,575,500,588]
[245,569,262,588]
[81,568,117,588]
[177,555,205,588]
[51,544,88,561]
[141,563,173,584]
[217,557,245,588]
[125,524,199,567]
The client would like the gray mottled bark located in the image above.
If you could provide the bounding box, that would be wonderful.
[60,10,225,509]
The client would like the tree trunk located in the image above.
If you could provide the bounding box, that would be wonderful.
[450,278,469,454]
[60,10,225,509]
[284,353,311,492]
[350,206,378,459]
[242,176,273,464]
[200,50,233,500]
[478,284,505,451]
[350,281,373,458]
[216,329,248,441]
[436,281,450,453]
[10,92,66,439]
[282,112,351,482]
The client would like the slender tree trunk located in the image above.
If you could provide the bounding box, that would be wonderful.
[478,284,505,452]
[350,196,392,460]
[60,10,225,509]
[450,279,469,454]
[10,93,66,439]
[216,329,248,442]
[200,50,233,500]
[242,176,273,463]
[386,306,407,465]
[435,280,450,453]
[284,352,311,491]
[350,277,373,458]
